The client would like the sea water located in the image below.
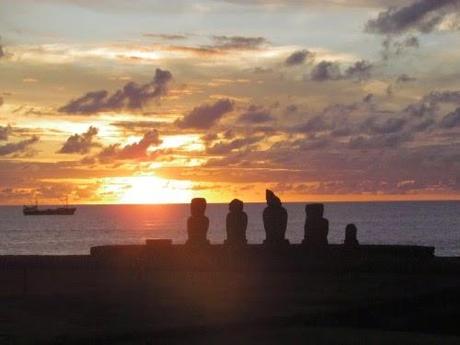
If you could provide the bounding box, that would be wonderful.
[0,201,458,256]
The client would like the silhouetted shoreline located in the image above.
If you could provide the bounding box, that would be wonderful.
[0,197,459,344]
[2,249,460,344]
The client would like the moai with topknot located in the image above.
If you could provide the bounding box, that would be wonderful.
[263,190,289,245]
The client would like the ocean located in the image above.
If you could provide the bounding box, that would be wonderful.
[0,201,459,256]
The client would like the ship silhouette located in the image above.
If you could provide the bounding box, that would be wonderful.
[23,197,76,216]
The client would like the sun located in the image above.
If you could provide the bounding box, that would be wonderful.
[112,176,193,204]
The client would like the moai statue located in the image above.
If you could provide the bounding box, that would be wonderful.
[263,190,289,245]
[303,203,329,248]
[186,198,210,245]
[344,223,359,248]
[225,199,248,246]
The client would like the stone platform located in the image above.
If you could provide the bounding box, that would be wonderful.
[89,240,436,272]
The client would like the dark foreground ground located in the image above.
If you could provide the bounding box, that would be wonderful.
[2,255,460,344]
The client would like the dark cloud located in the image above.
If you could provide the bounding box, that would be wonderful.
[119,130,161,157]
[424,90,460,104]
[59,69,172,114]
[440,108,460,128]
[365,0,459,35]
[402,35,420,48]
[310,60,373,81]
[204,151,252,168]
[96,130,162,162]
[290,99,365,135]
[0,125,11,141]
[296,116,330,133]
[344,60,374,80]
[207,136,263,155]
[284,90,458,153]
[411,118,435,132]
[362,117,407,134]
[57,126,99,154]
[161,45,223,56]
[348,132,413,149]
[0,136,39,156]
[211,35,268,50]
[238,106,274,123]
[404,102,436,118]
[0,36,6,59]
[201,133,219,143]
[143,33,188,40]
[165,35,269,56]
[311,61,342,81]
[381,36,419,60]
[396,73,417,83]
[290,137,331,150]
[284,49,314,66]
[401,90,460,119]
[176,99,234,129]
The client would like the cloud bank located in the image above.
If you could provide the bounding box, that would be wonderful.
[176,99,234,129]
[57,126,99,154]
[366,0,460,35]
[59,69,172,114]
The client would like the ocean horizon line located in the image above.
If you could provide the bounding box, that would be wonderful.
[3,199,460,207]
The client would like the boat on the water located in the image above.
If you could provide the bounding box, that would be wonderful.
[23,198,76,216]
[23,205,76,216]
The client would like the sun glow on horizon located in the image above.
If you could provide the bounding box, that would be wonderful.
[108,176,193,204]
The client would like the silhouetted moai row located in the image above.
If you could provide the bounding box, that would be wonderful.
[186,190,289,246]
[185,193,358,248]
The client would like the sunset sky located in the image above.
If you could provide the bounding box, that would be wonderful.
[1,0,460,204]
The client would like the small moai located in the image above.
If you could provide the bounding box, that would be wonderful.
[303,203,329,248]
[263,190,289,245]
[186,197,210,245]
[344,223,359,248]
[225,199,248,246]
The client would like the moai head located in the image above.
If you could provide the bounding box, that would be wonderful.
[345,223,358,238]
[305,203,324,219]
[190,197,207,217]
[229,198,244,213]
[266,189,282,207]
